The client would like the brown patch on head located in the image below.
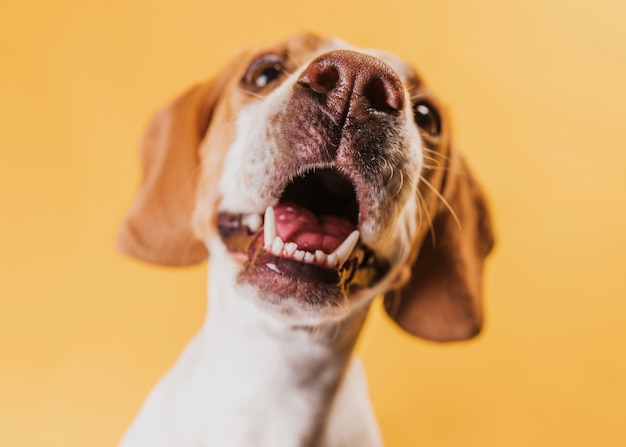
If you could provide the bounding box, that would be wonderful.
[117,34,335,265]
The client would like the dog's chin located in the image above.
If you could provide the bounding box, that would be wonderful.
[237,259,350,322]
[218,213,389,316]
[213,231,388,328]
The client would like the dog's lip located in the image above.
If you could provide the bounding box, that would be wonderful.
[216,207,388,289]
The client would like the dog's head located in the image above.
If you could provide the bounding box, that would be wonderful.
[117,34,494,341]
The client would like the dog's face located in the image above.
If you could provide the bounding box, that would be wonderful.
[200,36,425,322]
[118,34,494,341]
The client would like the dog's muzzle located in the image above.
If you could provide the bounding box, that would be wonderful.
[217,50,414,299]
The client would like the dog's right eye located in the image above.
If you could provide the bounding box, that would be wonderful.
[242,54,286,91]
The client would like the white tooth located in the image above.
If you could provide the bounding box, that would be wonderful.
[326,252,338,268]
[284,242,298,256]
[315,250,327,264]
[264,207,277,248]
[242,214,262,233]
[304,252,315,264]
[294,250,305,262]
[271,237,284,255]
[333,230,360,266]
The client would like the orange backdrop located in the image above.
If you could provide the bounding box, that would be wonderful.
[2,0,625,446]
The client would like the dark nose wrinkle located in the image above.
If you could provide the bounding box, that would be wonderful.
[297,50,405,126]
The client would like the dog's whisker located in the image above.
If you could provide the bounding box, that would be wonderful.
[391,170,404,199]
[422,153,442,167]
[423,147,451,163]
[414,187,424,232]
[416,185,436,244]
[419,176,462,232]
[422,146,442,154]
[381,158,393,183]
[409,92,432,101]
[422,164,452,173]
[423,155,446,165]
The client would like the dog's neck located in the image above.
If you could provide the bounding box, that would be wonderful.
[199,239,369,447]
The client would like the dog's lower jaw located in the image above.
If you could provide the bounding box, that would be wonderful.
[119,238,383,447]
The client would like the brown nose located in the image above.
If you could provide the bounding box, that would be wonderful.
[297,50,405,123]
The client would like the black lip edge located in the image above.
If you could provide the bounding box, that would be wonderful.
[255,253,341,285]
[217,212,258,254]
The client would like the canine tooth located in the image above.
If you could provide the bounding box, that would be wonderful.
[284,242,298,256]
[304,252,315,264]
[333,230,360,266]
[294,250,305,262]
[315,250,327,264]
[242,213,262,233]
[326,252,338,268]
[264,207,277,247]
[271,237,284,255]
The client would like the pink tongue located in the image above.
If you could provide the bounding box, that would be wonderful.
[273,203,356,253]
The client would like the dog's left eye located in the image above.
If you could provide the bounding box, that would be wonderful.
[413,101,441,137]
[242,54,286,91]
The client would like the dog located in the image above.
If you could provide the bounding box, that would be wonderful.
[116,33,494,447]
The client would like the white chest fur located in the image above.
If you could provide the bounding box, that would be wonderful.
[119,240,383,447]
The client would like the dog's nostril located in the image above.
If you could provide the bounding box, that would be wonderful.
[364,78,404,112]
[299,64,339,95]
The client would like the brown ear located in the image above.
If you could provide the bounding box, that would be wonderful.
[384,151,495,342]
[116,79,225,266]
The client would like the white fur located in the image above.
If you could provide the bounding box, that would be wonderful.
[120,240,384,447]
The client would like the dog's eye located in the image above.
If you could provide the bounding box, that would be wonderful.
[413,101,441,137]
[242,54,286,91]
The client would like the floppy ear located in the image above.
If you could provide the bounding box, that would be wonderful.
[116,77,227,266]
[384,150,494,342]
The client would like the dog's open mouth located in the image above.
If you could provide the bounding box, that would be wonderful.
[217,168,388,291]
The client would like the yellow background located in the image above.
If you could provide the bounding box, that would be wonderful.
[2,0,625,445]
